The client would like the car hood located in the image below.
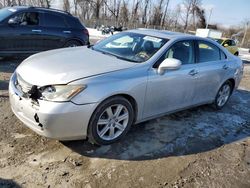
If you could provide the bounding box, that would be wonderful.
[16,47,136,86]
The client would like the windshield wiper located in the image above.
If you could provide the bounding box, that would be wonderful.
[115,55,140,63]
[94,49,140,63]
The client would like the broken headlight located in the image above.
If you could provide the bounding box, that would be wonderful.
[41,85,86,102]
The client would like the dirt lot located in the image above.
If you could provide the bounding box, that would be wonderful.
[0,56,250,188]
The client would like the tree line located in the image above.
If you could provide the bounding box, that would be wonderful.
[0,0,206,31]
[0,0,249,47]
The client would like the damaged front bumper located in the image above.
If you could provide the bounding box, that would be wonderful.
[9,74,97,141]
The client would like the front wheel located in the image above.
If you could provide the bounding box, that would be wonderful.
[88,96,134,145]
[64,40,82,48]
[234,52,239,56]
[214,81,232,109]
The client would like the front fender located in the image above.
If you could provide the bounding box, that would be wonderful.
[69,66,148,121]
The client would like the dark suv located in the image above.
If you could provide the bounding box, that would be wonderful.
[0,6,89,57]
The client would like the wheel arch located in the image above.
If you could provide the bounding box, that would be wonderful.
[98,93,138,123]
[86,93,139,144]
[227,78,235,93]
[63,38,85,46]
[217,78,235,96]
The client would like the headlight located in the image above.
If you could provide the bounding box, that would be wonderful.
[41,85,86,102]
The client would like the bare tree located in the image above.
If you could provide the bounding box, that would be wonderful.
[131,0,140,28]
[181,0,193,32]
[142,0,150,26]
[151,0,164,27]
[190,0,201,29]
[37,0,51,8]
[195,5,206,28]
[63,0,70,12]
[179,0,203,31]
[119,0,129,26]
[87,0,105,20]
[161,0,170,28]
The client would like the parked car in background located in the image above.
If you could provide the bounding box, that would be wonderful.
[9,30,243,145]
[0,6,89,57]
[213,38,239,56]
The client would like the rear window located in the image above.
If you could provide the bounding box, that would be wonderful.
[44,13,67,28]
[231,40,236,46]
[66,17,84,29]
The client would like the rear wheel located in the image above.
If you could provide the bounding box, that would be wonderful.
[64,40,82,48]
[88,96,134,145]
[214,81,232,109]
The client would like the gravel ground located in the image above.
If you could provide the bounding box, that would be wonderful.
[0,55,250,188]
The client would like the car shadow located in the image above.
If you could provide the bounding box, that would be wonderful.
[62,89,250,161]
[243,60,250,64]
[0,178,21,188]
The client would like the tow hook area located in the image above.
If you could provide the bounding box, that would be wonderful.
[34,113,44,129]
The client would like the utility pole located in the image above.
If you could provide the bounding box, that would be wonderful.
[241,21,249,47]
[206,8,213,29]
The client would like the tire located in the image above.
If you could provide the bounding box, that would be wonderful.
[214,81,232,110]
[64,40,82,48]
[234,52,239,56]
[88,96,134,145]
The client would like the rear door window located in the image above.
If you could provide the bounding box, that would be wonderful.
[198,41,220,63]
[44,13,67,28]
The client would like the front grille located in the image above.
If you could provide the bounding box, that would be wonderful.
[16,73,33,94]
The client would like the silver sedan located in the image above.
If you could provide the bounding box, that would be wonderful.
[9,29,244,145]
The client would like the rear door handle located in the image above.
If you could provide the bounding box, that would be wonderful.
[32,29,42,33]
[223,64,229,70]
[189,69,198,76]
[63,30,71,34]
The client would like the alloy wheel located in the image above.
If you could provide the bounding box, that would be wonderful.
[97,104,129,141]
[216,84,231,107]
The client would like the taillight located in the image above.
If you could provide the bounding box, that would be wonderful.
[83,29,89,36]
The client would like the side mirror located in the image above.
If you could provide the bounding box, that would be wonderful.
[223,43,229,47]
[158,58,182,75]
[8,18,19,25]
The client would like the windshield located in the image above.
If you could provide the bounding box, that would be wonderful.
[0,7,16,22]
[213,38,224,45]
[92,32,168,63]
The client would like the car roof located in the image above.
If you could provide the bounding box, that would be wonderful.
[214,37,234,41]
[128,28,200,40]
[127,29,229,52]
[8,6,71,16]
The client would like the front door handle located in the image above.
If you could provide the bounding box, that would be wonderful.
[223,64,229,70]
[189,69,198,76]
[63,30,71,34]
[32,29,42,33]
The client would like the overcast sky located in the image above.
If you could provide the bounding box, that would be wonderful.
[51,0,250,27]
[169,0,250,27]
